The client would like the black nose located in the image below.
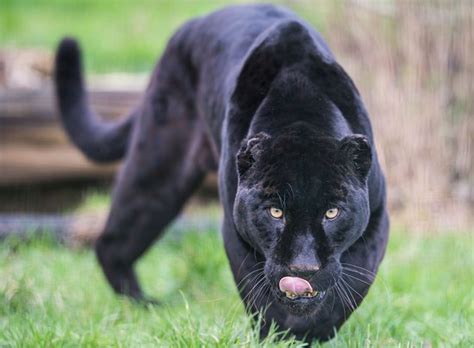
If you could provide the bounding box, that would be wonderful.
[289,264,320,278]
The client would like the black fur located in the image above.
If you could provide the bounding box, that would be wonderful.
[55,4,389,343]
[55,38,134,162]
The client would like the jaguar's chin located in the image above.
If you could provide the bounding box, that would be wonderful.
[273,287,328,315]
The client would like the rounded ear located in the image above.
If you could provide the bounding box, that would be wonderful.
[236,132,271,177]
[338,135,372,180]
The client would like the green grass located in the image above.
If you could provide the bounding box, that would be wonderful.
[1,212,473,347]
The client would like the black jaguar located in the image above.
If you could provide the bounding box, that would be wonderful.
[55,4,389,342]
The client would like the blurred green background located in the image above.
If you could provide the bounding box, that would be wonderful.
[1,0,471,231]
[1,0,329,73]
[1,0,232,72]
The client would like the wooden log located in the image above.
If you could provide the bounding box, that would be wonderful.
[0,84,219,195]
[0,86,140,185]
[0,212,105,247]
[0,87,141,123]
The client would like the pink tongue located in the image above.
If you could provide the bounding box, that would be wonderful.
[279,276,313,294]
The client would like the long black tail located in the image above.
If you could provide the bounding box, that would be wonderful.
[54,37,135,163]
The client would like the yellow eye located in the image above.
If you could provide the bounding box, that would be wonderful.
[325,208,339,220]
[269,207,284,219]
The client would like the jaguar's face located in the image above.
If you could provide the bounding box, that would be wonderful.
[233,126,372,315]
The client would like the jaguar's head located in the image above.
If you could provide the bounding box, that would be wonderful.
[233,124,372,315]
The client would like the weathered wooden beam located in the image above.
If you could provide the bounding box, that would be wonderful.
[0,87,140,185]
[0,212,105,246]
[0,87,141,123]
[0,84,218,194]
